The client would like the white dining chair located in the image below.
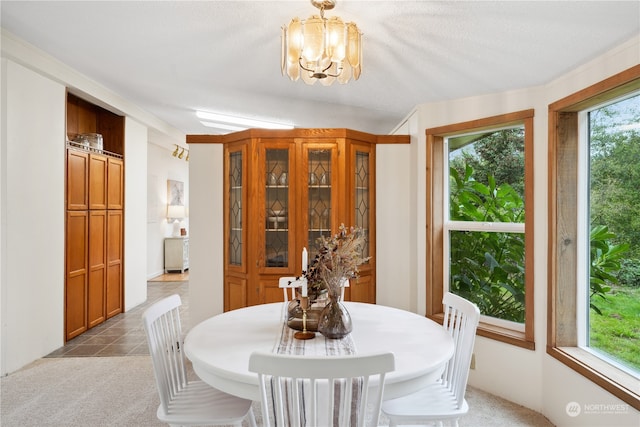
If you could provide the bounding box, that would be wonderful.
[142,294,256,427]
[279,276,302,302]
[381,292,480,427]
[249,351,395,427]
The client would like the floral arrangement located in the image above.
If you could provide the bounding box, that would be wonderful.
[304,224,370,298]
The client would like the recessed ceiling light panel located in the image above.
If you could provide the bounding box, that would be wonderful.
[196,111,294,130]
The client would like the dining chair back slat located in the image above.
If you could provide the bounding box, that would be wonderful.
[249,351,395,427]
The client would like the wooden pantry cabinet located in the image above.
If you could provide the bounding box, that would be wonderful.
[65,93,124,341]
[187,128,408,311]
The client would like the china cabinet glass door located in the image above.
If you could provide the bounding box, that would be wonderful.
[307,149,333,259]
[354,150,370,260]
[228,150,243,266]
[265,149,289,267]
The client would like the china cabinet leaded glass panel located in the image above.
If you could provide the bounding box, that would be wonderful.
[355,151,370,260]
[229,151,242,266]
[307,149,332,259]
[265,149,289,267]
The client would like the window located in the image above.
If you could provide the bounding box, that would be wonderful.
[584,94,640,374]
[426,110,535,349]
[549,65,640,409]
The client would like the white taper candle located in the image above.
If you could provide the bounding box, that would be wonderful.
[302,247,308,297]
[302,247,308,272]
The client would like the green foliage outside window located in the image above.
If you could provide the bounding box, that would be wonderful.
[449,163,628,320]
[449,165,525,322]
[589,225,629,315]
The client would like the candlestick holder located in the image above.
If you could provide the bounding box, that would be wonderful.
[294,296,315,340]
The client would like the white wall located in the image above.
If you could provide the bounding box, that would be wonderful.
[388,35,640,426]
[146,142,190,279]
[187,143,224,329]
[376,120,413,310]
[124,118,149,310]
[0,59,66,375]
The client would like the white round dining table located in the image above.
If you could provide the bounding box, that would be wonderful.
[184,301,454,401]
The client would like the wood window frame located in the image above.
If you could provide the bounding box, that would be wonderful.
[548,65,640,410]
[426,110,536,350]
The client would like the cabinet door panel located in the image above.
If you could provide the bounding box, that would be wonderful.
[106,264,122,318]
[262,279,284,304]
[89,154,108,210]
[67,150,88,210]
[88,211,106,328]
[66,211,88,340]
[348,274,375,304]
[107,157,123,209]
[106,210,123,318]
[225,276,247,311]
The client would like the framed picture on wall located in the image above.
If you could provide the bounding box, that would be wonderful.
[167,180,185,206]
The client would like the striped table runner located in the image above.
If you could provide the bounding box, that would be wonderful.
[275,318,357,356]
[268,304,363,426]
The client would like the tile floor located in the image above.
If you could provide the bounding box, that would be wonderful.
[46,277,188,358]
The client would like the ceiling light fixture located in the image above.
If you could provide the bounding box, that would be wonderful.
[200,121,247,132]
[281,0,362,86]
[196,110,293,132]
[171,144,188,161]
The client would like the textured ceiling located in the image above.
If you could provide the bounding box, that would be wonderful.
[2,1,639,137]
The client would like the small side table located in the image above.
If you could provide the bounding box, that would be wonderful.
[164,237,189,273]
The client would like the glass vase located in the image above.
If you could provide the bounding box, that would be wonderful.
[286,289,328,332]
[317,290,352,339]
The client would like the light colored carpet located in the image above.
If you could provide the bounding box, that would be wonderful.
[1,356,554,426]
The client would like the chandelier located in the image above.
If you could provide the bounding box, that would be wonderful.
[281,0,362,86]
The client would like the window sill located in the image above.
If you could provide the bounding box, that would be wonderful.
[476,321,535,350]
[429,314,535,350]
[548,346,640,410]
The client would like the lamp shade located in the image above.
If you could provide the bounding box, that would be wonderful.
[167,205,186,219]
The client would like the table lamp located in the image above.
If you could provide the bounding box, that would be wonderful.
[167,205,186,237]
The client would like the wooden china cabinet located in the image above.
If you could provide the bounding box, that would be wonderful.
[188,128,407,311]
[65,93,124,341]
